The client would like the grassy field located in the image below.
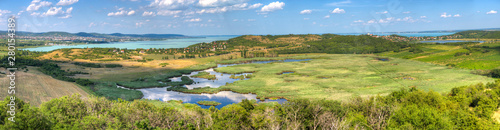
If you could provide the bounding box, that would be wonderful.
[175,54,494,101]
[197,100,222,106]
[0,67,89,106]
[191,72,216,80]
[379,42,500,70]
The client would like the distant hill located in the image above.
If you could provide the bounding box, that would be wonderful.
[451,30,500,39]
[0,31,189,39]
[108,33,186,39]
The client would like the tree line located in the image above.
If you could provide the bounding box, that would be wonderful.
[277,35,406,54]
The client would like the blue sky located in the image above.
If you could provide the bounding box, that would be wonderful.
[0,0,499,35]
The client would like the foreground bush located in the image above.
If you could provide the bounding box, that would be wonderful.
[1,80,500,129]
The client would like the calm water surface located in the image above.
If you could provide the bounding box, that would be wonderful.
[135,59,311,109]
[23,36,237,52]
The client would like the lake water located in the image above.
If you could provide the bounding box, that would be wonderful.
[22,36,238,52]
[23,33,455,52]
[135,59,311,109]
[419,40,485,43]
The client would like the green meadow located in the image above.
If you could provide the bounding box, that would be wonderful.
[379,42,500,70]
[175,54,494,101]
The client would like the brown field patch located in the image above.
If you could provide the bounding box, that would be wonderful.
[0,67,89,106]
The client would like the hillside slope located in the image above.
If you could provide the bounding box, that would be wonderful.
[0,67,89,106]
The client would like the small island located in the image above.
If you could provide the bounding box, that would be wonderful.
[196,101,222,106]
[191,72,216,80]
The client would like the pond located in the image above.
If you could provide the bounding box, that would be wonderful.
[419,40,485,43]
[130,59,311,109]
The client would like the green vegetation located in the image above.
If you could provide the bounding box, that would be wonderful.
[2,80,500,129]
[452,30,500,39]
[197,101,222,106]
[169,54,493,100]
[379,42,500,70]
[277,34,406,54]
[192,72,216,80]
[0,57,142,101]
[159,62,169,67]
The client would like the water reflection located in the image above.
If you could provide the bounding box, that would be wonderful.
[136,59,310,108]
[170,68,252,89]
[140,88,286,109]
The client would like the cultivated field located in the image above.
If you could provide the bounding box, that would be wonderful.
[0,67,89,106]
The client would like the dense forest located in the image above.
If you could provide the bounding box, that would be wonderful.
[452,30,500,39]
[1,80,499,129]
[277,34,406,54]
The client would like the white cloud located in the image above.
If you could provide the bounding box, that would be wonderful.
[88,22,96,28]
[56,0,79,6]
[197,0,246,7]
[17,11,24,16]
[367,20,376,24]
[260,1,285,12]
[248,3,263,9]
[324,15,330,18]
[331,8,345,14]
[486,10,497,14]
[149,0,197,9]
[108,8,135,16]
[148,0,262,16]
[453,14,460,17]
[440,12,451,18]
[300,9,312,14]
[326,0,351,6]
[353,20,363,23]
[59,14,71,18]
[185,18,201,22]
[31,12,40,16]
[41,7,63,17]
[376,11,388,14]
[303,18,309,20]
[190,2,262,14]
[136,22,144,27]
[108,10,127,16]
[402,17,411,21]
[196,3,258,14]
[0,10,11,17]
[127,10,135,15]
[142,11,156,16]
[65,7,73,14]
[26,0,52,12]
[420,16,427,18]
[157,10,182,16]
[402,11,410,14]
[378,17,394,23]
